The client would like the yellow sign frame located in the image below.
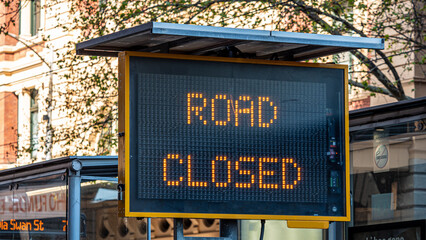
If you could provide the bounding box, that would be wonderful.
[118,51,350,221]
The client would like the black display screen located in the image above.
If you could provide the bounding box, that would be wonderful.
[125,54,347,218]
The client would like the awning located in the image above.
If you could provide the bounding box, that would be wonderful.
[76,22,383,61]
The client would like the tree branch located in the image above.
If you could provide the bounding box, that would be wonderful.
[350,49,408,100]
[348,79,392,97]
[287,0,407,98]
[283,0,407,100]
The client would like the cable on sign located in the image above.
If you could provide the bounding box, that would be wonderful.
[259,219,265,240]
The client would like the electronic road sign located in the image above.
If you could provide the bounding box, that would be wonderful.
[118,52,349,221]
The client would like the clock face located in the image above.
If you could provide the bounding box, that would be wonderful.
[375,145,388,169]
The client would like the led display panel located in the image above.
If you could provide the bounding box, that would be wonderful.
[120,52,349,220]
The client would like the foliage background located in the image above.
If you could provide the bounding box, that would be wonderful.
[2,0,425,158]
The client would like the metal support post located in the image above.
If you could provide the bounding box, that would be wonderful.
[328,222,343,240]
[173,218,185,240]
[173,219,238,240]
[328,222,336,240]
[147,218,152,240]
[69,160,82,240]
[219,219,239,240]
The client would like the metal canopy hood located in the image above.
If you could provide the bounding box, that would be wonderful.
[0,156,118,182]
[76,22,384,60]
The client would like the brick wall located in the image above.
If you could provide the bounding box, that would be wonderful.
[0,0,19,46]
[349,97,371,111]
[0,92,18,164]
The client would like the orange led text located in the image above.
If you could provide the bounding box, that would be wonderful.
[187,93,277,127]
[163,154,301,189]
[0,219,45,232]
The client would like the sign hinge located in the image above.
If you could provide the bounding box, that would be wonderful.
[117,184,125,201]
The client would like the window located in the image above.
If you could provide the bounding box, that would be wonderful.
[18,0,41,36]
[351,119,426,226]
[30,89,38,159]
[0,174,67,239]
[31,0,41,36]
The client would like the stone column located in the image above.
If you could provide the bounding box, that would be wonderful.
[399,134,426,220]
[16,89,31,165]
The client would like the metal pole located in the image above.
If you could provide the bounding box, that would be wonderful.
[328,222,344,240]
[147,218,151,240]
[174,218,185,240]
[45,47,54,160]
[328,222,336,240]
[69,160,82,240]
[219,219,239,240]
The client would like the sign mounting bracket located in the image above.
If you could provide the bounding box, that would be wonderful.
[174,219,238,240]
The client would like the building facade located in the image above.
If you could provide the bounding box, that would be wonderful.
[0,0,118,167]
[0,0,424,167]
[348,97,426,240]
[1,0,56,166]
